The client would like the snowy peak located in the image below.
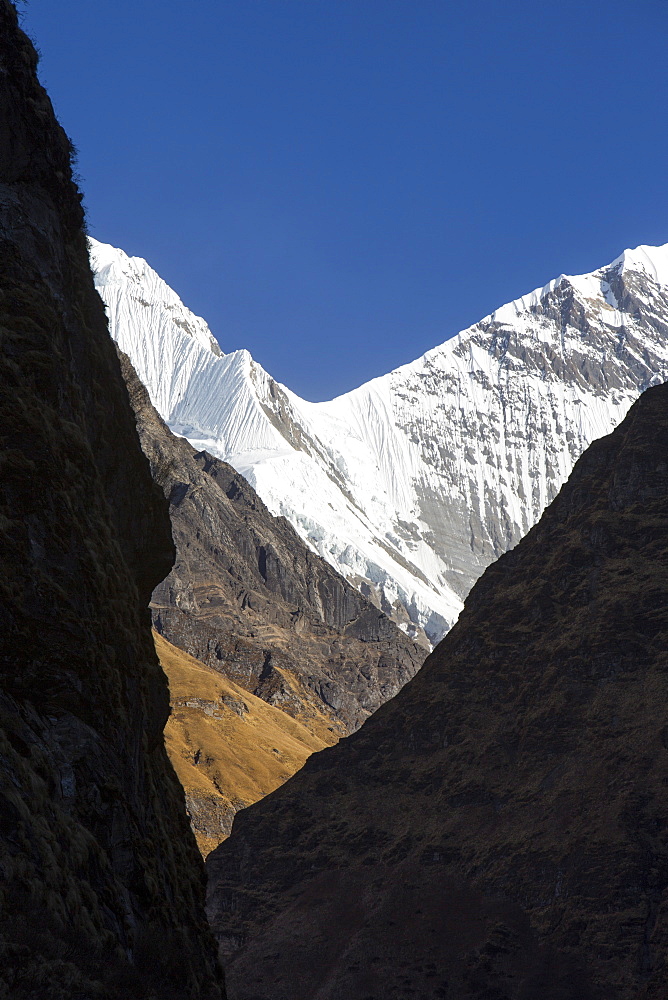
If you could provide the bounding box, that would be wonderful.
[481,242,668,331]
[91,238,668,645]
[612,242,668,286]
[89,237,222,361]
[89,239,281,454]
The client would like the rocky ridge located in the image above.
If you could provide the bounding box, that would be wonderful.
[207,382,668,1000]
[91,239,668,644]
[0,5,223,996]
[118,351,424,844]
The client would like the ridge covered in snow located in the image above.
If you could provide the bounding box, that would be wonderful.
[90,238,668,644]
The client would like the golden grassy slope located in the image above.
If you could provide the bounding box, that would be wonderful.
[155,631,337,856]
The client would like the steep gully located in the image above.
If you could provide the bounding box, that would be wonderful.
[99,233,668,865]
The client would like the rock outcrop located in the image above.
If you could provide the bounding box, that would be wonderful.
[0,4,223,996]
[207,382,668,1000]
[119,349,425,738]
[118,350,424,847]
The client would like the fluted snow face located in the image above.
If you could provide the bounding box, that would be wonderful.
[90,238,668,644]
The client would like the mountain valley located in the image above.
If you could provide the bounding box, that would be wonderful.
[1,1,668,995]
[155,631,330,857]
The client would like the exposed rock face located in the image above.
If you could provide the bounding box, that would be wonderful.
[0,5,223,996]
[120,349,424,733]
[207,383,668,1000]
[119,351,425,845]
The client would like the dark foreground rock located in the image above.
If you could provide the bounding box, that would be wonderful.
[0,5,223,996]
[207,383,668,1000]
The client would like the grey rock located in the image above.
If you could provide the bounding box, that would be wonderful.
[119,352,426,740]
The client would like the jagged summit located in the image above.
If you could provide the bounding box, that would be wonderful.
[476,242,668,326]
[91,238,223,358]
[90,237,668,644]
[612,241,668,283]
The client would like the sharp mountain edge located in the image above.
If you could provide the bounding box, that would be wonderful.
[90,238,668,644]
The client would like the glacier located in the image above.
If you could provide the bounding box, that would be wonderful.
[91,237,668,645]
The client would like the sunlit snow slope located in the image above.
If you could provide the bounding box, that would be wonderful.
[91,238,668,644]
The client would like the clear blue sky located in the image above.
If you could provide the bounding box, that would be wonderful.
[19,0,668,401]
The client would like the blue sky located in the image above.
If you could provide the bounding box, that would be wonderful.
[20,0,668,401]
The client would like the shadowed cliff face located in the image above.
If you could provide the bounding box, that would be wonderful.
[0,4,223,997]
[118,351,425,846]
[207,383,668,1000]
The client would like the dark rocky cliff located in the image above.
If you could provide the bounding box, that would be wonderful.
[0,4,223,996]
[207,383,668,1000]
[118,350,425,845]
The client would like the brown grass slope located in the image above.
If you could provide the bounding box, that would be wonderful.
[0,4,223,996]
[207,382,668,1000]
[155,631,333,856]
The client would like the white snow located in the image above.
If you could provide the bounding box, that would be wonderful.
[612,243,668,287]
[90,237,668,644]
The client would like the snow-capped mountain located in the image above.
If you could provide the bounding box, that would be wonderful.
[90,238,668,644]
